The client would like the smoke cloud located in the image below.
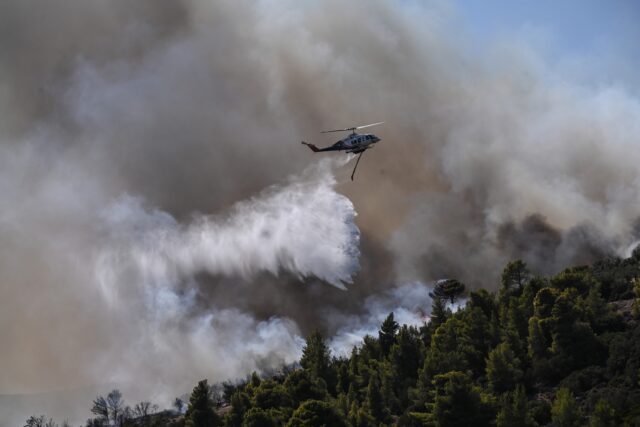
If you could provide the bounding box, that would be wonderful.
[1,0,640,424]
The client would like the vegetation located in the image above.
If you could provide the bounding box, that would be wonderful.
[30,252,640,426]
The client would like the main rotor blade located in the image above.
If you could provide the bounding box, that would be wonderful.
[355,121,384,130]
[320,128,353,133]
[321,121,384,133]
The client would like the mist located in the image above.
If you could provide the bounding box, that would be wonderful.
[1,0,640,424]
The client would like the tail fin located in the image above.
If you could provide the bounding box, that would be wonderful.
[301,141,320,152]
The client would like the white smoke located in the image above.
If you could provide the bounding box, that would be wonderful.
[98,160,359,292]
[88,159,358,403]
[329,282,434,355]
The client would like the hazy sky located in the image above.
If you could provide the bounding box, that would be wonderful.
[455,1,640,90]
[457,0,639,54]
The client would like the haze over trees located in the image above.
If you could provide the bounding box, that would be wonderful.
[29,252,640,426]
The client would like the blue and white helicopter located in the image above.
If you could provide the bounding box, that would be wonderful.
[301,121,384,180]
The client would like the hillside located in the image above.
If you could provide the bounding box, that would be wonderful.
[33,252,640,426]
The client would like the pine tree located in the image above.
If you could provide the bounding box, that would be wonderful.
[551,388,582,427]
[366,375,388,424]
[300,330,335,391]
[185,380,221,427]
[431,371,493,427]
[347,383,358,408]
[589,399,617,427]
[336,362,350,395]
[486,342,523,394]
[422,318,471,380]
[252,380,291,410]
[501,260,530,295]
[378,312,399,358]
[390,325,422,408]
[285,400,347,427]
[430,296,450,329]
[533,287,557,318]
[90,396,109,424]
[224,391,250,427]
[242,408,277,427]
[527,316,548,360]
[283,369,327,408]
[348,401,359,427]
[431,279,466,305]
[460,306,495,376]
[496,385,534,427]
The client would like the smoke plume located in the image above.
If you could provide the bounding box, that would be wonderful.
[1,0,640,424]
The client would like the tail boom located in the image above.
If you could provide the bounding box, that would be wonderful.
[301,141,321,152]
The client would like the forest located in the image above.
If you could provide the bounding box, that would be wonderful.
[29,251,640,427]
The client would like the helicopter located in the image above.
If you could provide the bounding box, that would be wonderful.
[301,121,384,180]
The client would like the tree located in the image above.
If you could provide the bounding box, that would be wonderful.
[430,296,451,329]
[106,390,124,426]
[24,416,55,427]
[551,388,582,427]
[91,395,109,424]
[468,289,497,320]
[486,342,523,394]
[224,391,251,427]
[533,287,557,318]
[549,290,604,376]
[185,380,222,427]
[85,419,103,427]
[431,279,466,305]
[420,296,451,349]
[336,362,350,395]
[300,330,336,392]
[460,306,495,376]
[348,404,376,427]
[286,400,348,427]
[390,325,422,408]
[378,312,399,358]
[589,399,617,427]
[501,260,530,294]
[421,318,472,380]
[359,335,380,362]
[496,385,534,427]
[528,316,549,359]
[430,371,493,427]
[283,369,327,408]
[133,401,152,419]
[366,374,389,424]
[252,380,291,410]
[242,408,277,427]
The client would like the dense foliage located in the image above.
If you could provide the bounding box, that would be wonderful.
[34,252,640,426]
[212,255,640,426]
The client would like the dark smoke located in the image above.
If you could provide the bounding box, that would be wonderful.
[1,0,640,425]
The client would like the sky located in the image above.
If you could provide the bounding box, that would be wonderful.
[457,0,639,53]
[455,0,640,89]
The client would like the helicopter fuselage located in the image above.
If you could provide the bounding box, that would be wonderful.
[301,133,381,154]
[334,133,381,153]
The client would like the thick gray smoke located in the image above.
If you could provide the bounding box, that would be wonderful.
[1,0,640,424]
